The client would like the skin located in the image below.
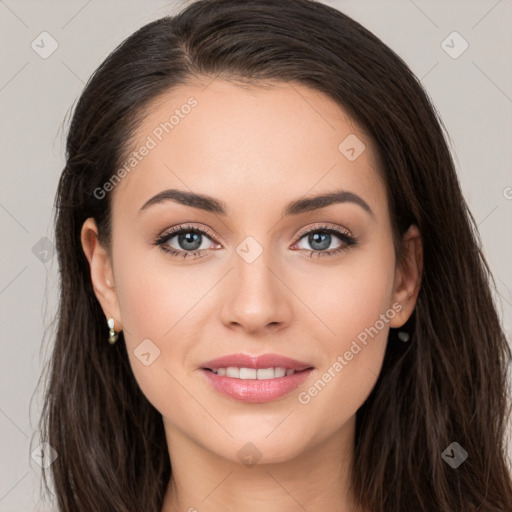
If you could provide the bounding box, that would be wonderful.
[81,79,422,512]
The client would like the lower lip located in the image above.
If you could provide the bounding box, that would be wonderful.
[200,368,314,403]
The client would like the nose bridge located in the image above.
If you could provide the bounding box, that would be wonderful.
[233,232,277,302]
[220,232,292,331]
[236,237,272,289]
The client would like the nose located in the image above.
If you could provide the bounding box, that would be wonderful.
[219,245,293,335]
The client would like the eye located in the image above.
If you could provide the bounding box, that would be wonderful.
[292,224,358,258]
[153,222,358,260]
[153,224,220,259]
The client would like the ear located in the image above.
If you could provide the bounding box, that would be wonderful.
[389,224,423,328]
[80,217,122,330]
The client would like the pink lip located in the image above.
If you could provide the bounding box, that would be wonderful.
[200,367,314,403]
[199,353,315,403]
[200,352,313,371]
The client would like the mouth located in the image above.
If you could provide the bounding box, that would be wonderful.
[198,353,315,402]
[201,366,313,380]
[200,352,314,374]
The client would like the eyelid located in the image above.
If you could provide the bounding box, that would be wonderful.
[294,222,353,240]
[154,221,357,259]
[157,223,220,244]
[157,222,353,246]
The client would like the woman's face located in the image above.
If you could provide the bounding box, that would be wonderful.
[82,79,421,464]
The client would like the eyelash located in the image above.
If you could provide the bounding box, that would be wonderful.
[153,223,358,260]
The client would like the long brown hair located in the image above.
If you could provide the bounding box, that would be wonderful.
[34,0,512,510]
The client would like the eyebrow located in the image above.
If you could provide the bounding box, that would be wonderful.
[138,188,374,218]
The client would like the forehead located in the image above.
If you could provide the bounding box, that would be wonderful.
[112,79,386,219]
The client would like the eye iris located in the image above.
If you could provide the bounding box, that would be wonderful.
[178,231,202,251]
[309,232,331,251]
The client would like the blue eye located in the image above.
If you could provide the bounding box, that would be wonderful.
[293,225,358,258]
[154,224,218,259]
[154,223,358,259]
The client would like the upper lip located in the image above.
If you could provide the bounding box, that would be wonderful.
[201,353,314,371]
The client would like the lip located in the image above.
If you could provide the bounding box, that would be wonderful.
[200,367,314,403]
[200,352,313,371]
[199,352,315,403]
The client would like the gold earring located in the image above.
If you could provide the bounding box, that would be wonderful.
[108,317,118,344]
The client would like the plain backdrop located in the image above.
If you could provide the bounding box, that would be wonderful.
[1,0,511,510]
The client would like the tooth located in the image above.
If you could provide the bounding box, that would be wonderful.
[239,368,257,379]
[226,366,240,378]
[274,367,286,378]
[211,366,299,379]
[257,367,275,380]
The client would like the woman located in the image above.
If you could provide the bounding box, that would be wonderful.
[35,0,512,510]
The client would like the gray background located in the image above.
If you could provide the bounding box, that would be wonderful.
[1,0,511,510]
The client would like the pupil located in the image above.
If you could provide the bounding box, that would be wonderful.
[309,232,330,251]
[179,232,201,251]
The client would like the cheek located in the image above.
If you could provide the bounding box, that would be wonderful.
[295,234,396,434]
[296,230,396,347]
[112,246,208,416]
[113,238,208,341]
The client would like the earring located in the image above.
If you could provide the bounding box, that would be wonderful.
[397,331,410,342]
[108,317,118,344]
